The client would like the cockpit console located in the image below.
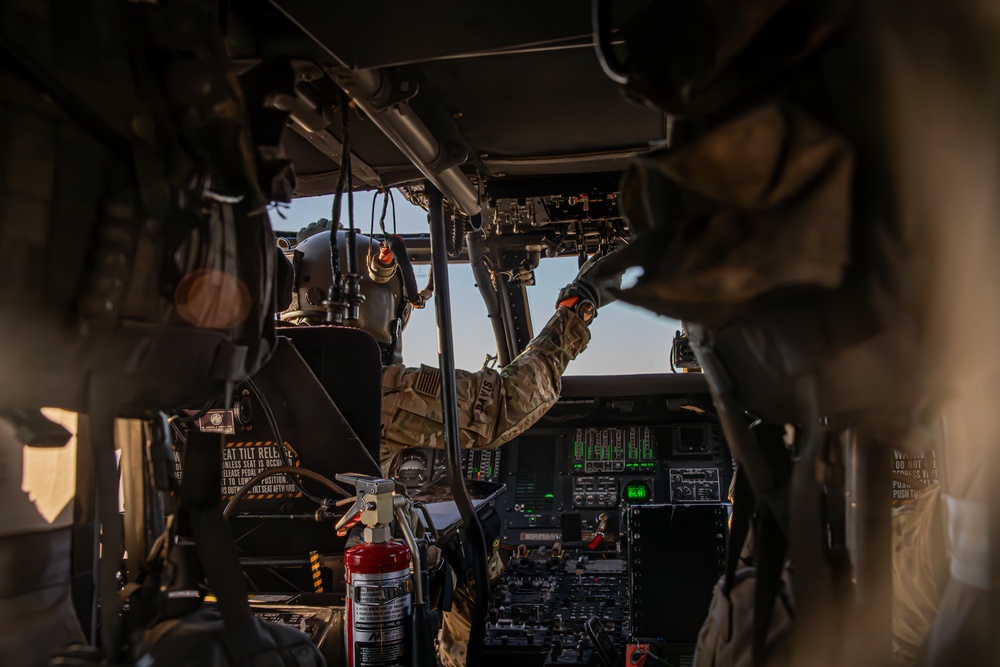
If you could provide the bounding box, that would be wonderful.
[390,373,732,666]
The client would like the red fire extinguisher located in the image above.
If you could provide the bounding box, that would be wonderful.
[336,475,413,667]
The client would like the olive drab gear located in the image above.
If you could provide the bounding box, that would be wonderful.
[693,485,949,667]
[611,105,854,328]
[0,0,288,413]
[598,1,967,664]
[0,3,317,666]
[611,6,1000,657]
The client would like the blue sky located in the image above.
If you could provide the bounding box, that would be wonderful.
[272,192,681,375]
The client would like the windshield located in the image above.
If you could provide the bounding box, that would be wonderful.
[403,263,496,370]
[276,194,679,374]
[272,191,428,236]
[525,256,680,375]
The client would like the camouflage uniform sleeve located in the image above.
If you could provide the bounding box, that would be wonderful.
[379,306,590,476]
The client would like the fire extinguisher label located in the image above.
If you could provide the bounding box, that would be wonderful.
[350,568,411,667]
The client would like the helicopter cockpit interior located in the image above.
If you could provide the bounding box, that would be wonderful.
[0,2,997,667]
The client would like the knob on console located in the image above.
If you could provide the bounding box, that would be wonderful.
[550,638,563,660]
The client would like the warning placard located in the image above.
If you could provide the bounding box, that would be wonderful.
[350,569,411,667]
[221,441,302,499]
[892,449,938,506]
[173,440,303,499]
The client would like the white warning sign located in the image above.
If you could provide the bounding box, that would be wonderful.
[892,449,938,505]
[172,441,303,499]
[220,441,302,499]
[349,568,411,667]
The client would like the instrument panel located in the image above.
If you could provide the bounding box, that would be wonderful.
[389,374,733,548]
[484,374,732,665]
[394,447,504,492]
[500,420,730,546]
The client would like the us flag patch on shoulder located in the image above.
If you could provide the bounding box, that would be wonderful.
[414,365,442,398]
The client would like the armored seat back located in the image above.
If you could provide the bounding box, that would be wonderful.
[212,330,382,593]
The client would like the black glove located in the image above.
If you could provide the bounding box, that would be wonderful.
[556,248,627,312]
[296,217,336,244]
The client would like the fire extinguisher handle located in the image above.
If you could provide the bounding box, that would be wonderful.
[334,496,366,532]
[335,474,397,532]
[335,473,395,496]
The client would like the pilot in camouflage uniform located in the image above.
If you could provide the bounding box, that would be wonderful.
[380,305,590,667]
[379,305,590,477]
[283,225,622,667]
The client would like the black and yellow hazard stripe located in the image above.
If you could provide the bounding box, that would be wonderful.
[309,550,324,593]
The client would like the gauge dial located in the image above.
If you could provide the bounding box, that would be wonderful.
[398,450,428,485]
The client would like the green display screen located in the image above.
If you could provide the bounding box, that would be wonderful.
[625,483,650,500]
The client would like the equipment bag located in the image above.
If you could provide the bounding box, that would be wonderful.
[0,0,282,414]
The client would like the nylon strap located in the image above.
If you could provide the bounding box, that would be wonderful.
[180,427,275,663]
[88,376,125,661]
[752,507,788,667]
[725,468,755,591]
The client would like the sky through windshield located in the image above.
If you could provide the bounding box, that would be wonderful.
[273,193,681,375]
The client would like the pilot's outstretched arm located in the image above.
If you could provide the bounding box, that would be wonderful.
[379,305,590,476]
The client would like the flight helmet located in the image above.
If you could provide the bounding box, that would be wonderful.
[282,230,412,362]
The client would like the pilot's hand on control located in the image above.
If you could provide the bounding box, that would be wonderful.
[556,247,628,319]
[296,217,337,244]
